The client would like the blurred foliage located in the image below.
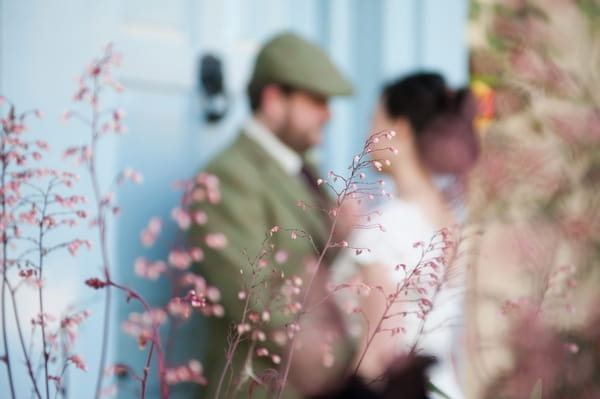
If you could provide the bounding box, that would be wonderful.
[467,0,600,398]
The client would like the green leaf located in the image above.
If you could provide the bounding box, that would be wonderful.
[427,380,453,399]
[529,379,542,399]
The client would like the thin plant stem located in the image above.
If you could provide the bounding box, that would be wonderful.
[7,279,43,399]
[0,134,17,399]
[109,280,168,399]
[140,341,155,399]
[276,145,381,398]
[352,269,417,375]
[37,185,51,399]
[276,196,342,399]
[214,291,251,399]
[89,75,113,399]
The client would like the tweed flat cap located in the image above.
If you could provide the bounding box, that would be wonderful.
[248,32,353,97]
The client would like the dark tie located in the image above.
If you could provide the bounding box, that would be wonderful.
[300,163,328,209]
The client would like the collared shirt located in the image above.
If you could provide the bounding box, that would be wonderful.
[243,117,302,176]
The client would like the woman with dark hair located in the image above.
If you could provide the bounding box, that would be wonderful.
[332,72,479,398]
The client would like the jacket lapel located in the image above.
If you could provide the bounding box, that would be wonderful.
[236,132,330,249]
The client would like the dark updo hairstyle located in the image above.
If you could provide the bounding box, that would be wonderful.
[381,72,480,175]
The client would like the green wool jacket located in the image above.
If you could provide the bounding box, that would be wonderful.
[189,132,354,399]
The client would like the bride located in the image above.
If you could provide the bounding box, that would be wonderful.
[334,72,479,398]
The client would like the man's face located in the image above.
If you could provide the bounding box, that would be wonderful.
[273,90,331,153]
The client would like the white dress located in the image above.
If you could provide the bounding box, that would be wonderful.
[332,198,465,399]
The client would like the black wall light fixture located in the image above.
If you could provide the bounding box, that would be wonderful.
[198,53,228,123]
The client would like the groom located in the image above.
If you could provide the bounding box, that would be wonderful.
[189,32,355,398]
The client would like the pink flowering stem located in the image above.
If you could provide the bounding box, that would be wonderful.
[140,341,155,399]
[1,113,44,399]
[353,236,436,375]
[277,136,398,397]
[108,280,168,399]
[277,174,350,398]
[409,240,456,354]
[36,184,53,399]
[5,278,43,399]
[214,285,252,399]
[0,129,18,399]
[86,70,115,399]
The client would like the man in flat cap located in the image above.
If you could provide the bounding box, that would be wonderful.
[189,32,355,398]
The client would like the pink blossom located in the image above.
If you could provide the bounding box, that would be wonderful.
[61,111,71,123]
[19,208,37,224]
[164,360,207,385]
[111,53,123,67]
[184,290,206,308]
[171,207,191,230]
[68,239,92,256]
[140,217,161,247]
[204,233,227,249]
[210,304,224,317]
[167,298,191,319]
[113,109,125,121]
[256,348,269,357]
[85,278,107,289]
[18,269,36,279]
[274,250,288,264]
[115,124,128,134]
[249,312,260,323]
[62,146,79,158]
[206,286,220,302]
[189,247,204,262]
[122,168,143,184]
[193,211,207,225]
[100,192,113,206]
[73,87,88,102]
[147,217,161,233]
[69,354,88,372]
[76,210,87,218]
[48,375,61,384]
[271,354,281,364]
[134,258,167,280]
[237,323,251,335]
[140,230,156,247]
[168,249,192,270]
[111,81,125,93]
[261,311,271,322]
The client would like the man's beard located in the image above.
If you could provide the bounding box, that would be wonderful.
[274,115,306,153]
